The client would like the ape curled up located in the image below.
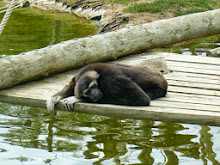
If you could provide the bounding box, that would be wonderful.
[46,63,168,115]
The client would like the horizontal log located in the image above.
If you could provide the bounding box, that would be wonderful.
[0,94,219,126]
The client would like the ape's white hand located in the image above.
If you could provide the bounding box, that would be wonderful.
[61,96,81,111]
[46,95,62,115]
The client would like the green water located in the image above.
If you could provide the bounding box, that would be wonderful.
[0,103,219,164]
[0,7,98,55]
[154,35,220,57]
[0,6,220,165]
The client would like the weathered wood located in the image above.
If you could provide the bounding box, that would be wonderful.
[166,61,220,71]
[0,93,219,125]
[161,93,220,106]
[168,66,220,75]
[165,73,220,84]
[111,55,168,72]
[151,101,220,112]
[206,47,220,57]
[138,52,220,65]
[50,103,220,126]
[168,86,220,96]
[1,9,220,89]
[166,72,220,80]
[164,53,220,65]
[168,80,220,90]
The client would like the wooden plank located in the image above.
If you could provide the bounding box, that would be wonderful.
[165,73,220,84]
[0,85,62,101]
[168,66,220,75]
[168,86,220,96]
[0,94,219,126]
[166,61,220,71]
[134,52,220,65]
[165,72,220,80]
[72,103,220,126]
[164,54,220,65]
[161,93,220,106]
[167,80,220,90]
[151,100,220,112]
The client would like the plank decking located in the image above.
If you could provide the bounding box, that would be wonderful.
[0,52,219,126]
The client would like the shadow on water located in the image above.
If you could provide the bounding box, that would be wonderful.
[0,103,219,164]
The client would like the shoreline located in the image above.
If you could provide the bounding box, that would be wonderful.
[6,0,170,33]
[13,0,130,33]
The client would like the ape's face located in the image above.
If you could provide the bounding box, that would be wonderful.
[74,71,103,102]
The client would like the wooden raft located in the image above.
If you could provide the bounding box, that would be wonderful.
[0,52,219,126]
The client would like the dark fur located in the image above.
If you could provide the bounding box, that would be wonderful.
[55,63,168,106]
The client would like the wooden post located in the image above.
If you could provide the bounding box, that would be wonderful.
[0,9,220,89]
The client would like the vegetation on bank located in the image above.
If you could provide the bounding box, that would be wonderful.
[122,0,220,16]
[58,0,220,16]
[103,0,219,16]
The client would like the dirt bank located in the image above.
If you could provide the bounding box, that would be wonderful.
[56,0,173,31]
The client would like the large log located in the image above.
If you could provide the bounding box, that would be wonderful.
[0,9,220,89]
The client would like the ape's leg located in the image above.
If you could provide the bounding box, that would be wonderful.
[102,76,151,106]
[145,86,167,100]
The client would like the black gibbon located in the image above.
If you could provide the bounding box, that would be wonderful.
[46,63,168,115]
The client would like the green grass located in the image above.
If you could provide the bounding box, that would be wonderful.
[107,0,131,5]
[123,0,219,16]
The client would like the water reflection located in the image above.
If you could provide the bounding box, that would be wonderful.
[154,35,220,57]
[0,7,98,55]
[0,103,219,164]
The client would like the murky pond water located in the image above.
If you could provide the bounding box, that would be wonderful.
[0,6,220,165]
[0,7,98,56]
[154,35,220,57]
[0,103,220,164]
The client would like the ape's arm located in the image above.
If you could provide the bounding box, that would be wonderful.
[46,78,76,115]
[55,80,75,98]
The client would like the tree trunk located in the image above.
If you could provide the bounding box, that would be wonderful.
[0,9,220,89]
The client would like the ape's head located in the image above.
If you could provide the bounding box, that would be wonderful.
[74,71,103,102]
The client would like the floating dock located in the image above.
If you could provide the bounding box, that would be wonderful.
[0,52,219,126]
